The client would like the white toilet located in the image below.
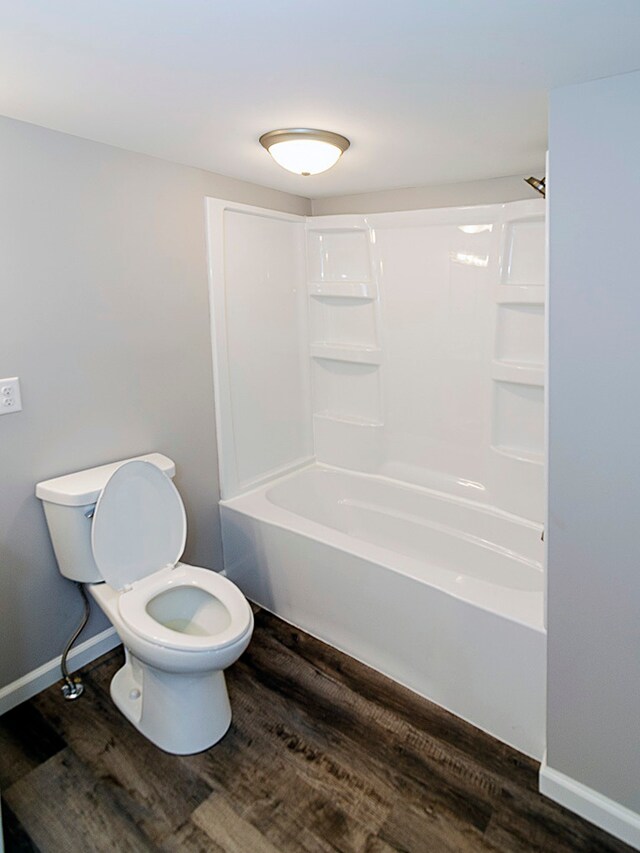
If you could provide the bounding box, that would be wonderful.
[36,453,254,755]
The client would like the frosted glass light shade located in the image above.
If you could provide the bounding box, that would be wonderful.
[268,139,341,175]
[260,128,350,176]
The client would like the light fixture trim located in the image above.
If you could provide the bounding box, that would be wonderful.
[259,128,350,152]
[259,128,350,176]
[524,176,546,198]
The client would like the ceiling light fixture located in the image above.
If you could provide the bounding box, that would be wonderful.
[524,176,546,198]
[259,128,350,176]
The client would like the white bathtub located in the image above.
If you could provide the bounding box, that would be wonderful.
[220,464,546,758]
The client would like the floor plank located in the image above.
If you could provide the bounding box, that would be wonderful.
[0,799,40,853]
[191,793,283,853]
[0,703,66,789]
[3,749,155,853]
[0,609,635,853]
[158,817,225,853]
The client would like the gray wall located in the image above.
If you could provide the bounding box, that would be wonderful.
[547,70,640,813]
[311,171,545,215]
[0,115,309,689]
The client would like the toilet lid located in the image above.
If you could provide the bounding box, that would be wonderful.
[91,460,186,591]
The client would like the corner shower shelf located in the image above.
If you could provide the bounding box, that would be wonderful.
[314,412,383,428]
[306,223,369,234]
[492,361,544,387]
[309,282,376,299]
[311,343,382,365]
[495,285,545,304]
[492,445,544,465]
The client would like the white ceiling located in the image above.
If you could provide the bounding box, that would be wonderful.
[1,1,639,198]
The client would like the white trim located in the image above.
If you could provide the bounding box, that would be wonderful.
[0,627,120,715]
[540,755,640,851]
[543,149,549,634]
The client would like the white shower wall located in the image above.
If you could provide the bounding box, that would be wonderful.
[207,202,314,497]
[310,201,545,521]
[208,198,545,523]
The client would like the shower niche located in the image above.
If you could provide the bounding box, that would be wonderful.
[307,222,385,470]
[490,212,546,517]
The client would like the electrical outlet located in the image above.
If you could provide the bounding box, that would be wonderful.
[0,377,22,414]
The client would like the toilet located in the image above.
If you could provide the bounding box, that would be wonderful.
[36,453,254,755]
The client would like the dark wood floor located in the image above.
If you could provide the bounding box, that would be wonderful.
[0,610,633,853]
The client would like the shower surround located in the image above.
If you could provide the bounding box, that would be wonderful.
[207,197,546,758]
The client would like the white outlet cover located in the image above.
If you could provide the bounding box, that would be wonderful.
[0,377,22,414]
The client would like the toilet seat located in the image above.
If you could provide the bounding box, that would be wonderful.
[91,459,187,591]
[91,459,252,653]
[117,563,253,652]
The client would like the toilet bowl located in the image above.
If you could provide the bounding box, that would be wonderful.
[36,453,254,755]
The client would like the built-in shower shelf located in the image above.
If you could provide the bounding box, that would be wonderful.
[306,223,369,234]
[492,361,544,387]
[311,343,382,365]
[492,445,544,465]
[309,282,376,299]
[496,285,545,304]
[314,412,383,428]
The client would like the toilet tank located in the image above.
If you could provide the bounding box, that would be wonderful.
[36,453,176,583]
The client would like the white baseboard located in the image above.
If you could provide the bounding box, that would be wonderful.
[540,754,640,851]
[0,627,120,716]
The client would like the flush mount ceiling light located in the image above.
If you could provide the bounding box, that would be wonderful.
[259,128,350,176]
[524,176,546,198]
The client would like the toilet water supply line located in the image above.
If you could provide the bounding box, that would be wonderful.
[60,581,90,700]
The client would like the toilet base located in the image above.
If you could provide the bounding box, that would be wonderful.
[110,650,232,754]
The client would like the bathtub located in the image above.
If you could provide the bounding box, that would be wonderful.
[220,464,546,758]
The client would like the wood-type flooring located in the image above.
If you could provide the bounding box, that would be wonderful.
[0,609,634,853]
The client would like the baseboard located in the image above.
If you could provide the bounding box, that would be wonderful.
[540,754,640,851]
[0,627,120,716]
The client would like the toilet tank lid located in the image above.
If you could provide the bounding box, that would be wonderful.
[35,453,176,506]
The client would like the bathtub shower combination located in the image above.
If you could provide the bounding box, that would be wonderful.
[207,198,546,759]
